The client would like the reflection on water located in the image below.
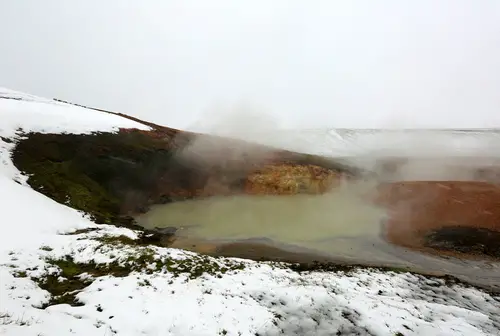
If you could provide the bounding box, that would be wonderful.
[136,180,388,257]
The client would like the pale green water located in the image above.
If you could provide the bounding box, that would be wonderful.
[135,182,500,289]
[136,181,388,255]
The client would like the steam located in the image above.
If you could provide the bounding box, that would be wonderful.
[355,131,500,182]
[178,101,500,184]
[177,103,295,173]
[152,102,500,260]
[187,102,282,140]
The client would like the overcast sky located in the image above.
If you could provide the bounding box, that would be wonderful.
[1,1,500,130]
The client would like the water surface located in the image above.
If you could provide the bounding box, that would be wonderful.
[136,181,500,290]
[136,181,389,258]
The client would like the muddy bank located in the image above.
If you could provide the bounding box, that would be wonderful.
[166,234,500,293]
[376,181,500,259]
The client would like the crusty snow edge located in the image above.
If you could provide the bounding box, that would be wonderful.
[0,89,499,336]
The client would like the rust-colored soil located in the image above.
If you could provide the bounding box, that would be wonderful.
[375,181,500,259]
[245,164,347,195]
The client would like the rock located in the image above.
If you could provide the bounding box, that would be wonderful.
[424,226,500,258]
[153,226,178,235]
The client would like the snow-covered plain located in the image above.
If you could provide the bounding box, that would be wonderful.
[0,88,499,336]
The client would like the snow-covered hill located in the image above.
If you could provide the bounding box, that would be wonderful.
[0,88,499,336]
[211,127,500,160]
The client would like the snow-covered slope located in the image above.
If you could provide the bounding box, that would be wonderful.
[217,127,500,159]
[0,89,499,336]
[0,88,149,139]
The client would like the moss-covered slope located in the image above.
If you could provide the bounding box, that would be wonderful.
[12,124,359,226]
[13,130,188,224]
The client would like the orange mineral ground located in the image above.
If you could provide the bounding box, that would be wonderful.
[375,181,500,259]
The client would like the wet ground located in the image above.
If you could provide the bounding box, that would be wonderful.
[424,226,500,257]
[376,181,500,259]
[135,178,500,291]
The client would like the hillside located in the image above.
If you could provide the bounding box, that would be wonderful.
[0,88,499,336]
[8,90,362,228]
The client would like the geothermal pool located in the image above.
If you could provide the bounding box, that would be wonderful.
[135,180,500,291]
[136,181,391,259]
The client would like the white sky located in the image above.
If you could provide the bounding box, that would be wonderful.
[1,1,500,130]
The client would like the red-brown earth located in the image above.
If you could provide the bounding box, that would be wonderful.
[375,180,500,259]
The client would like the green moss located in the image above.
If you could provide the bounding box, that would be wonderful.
[35,255,137,308]
[39,246,54,252]
[34,248,246,308]
[12,131,191,225]
[63,228,100,235]
[13,270,27,278]
[36,273,90,307]
[96,231,174,248]
[14,149,121,224]
[285,261,411,276]
[97,235,138,246]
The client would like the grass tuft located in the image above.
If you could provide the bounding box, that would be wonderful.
[13,270,27,278]
[33,245,246,308]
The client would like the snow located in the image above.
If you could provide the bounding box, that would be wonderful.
[227,128,500,159]
[0,88,149,138]
[0,88,499,336]
[0,87,150,182]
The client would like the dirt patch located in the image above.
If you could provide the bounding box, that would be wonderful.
[212,241,341,264]
[376,181,500,259]
[424,226,500,258]
[204,240,500,295]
